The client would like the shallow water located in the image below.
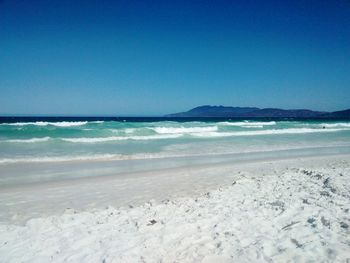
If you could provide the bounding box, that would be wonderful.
[1,145,350,186]
[1,119,349,159]
[0,118,350,183]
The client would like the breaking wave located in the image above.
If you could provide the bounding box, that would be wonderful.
[0,154,122,164]
[320,123,350,128]
[218,121,276,127]
[2,121,89,127]
[192,128,344,138]
[150,126,218,134]
[1,127,348,144]
[4,137,51,143]
[62,134,182,143]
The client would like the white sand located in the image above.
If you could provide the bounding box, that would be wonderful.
[0,155,349,262]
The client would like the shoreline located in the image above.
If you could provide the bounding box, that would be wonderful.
[1,144,350,187]
[0,153,349,262]
[0,152,349,224]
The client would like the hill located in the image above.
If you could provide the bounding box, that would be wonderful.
[165,105,349,119]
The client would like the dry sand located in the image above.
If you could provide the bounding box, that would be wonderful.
[0,154,349,262]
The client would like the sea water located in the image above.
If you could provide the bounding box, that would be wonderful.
[0,118,350,184]
[1,118,350,164]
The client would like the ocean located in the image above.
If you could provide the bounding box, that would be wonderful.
[1,117,350,185]
[1,117,350,223]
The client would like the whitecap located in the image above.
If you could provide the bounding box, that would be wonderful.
[2,121,88,127]
[3,137,51,143]
[5,122,49,126]
[90,121,104,124]
[0,154,122,164]
[62,134,182,143]
[49,121,88,127]
[150,126,218,134]
[218,121,276,127]
[191,128,345,138]
[320,123,350,128]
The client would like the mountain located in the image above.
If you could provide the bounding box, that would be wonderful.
[239,108,325,118]
[319,109,350,119]
[165,106,260,117]
[165,105,350,118]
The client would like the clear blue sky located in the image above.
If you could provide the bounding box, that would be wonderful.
[0,0,349,116]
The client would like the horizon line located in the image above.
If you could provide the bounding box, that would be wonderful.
[0,105,349,117]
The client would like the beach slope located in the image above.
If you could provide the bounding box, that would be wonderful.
[0,155,349,262]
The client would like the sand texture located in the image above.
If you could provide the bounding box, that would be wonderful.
[0,156,349,262]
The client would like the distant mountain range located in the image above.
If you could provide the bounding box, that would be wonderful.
[165,105,350,119]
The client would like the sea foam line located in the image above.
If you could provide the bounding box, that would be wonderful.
[3,137,51,143]
[1,144,350,165]
[62,134,182,143]
[0,154,123,164]
[192,128,345,138]
[150,126,218,134]
[1,127,347,144]
[320,123,350,128]
[0,121,106,127]
[218,121,276,127]
[59,127,349,142]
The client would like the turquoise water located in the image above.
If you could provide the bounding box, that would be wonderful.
[0,119,350,164]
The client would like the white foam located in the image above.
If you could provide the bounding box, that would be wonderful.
[150,126,218,134]
[5,122,48,126]
[124,128,136,134]
[51,121,88,127]
[3,137,51,143]
[110,128,136,134]
[320,123,350,128]
[2,127,346,144]
[192,128,345,138]
[0,154,123,164]
[62,134,182,143]
[218,121,276,127]
[2,121,88,127]
[91,121,104,124]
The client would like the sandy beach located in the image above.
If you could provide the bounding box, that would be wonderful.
[2,0,350,261]
[1,153,349,262]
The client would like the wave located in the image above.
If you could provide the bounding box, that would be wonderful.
[150,126,218,134]
[110,128,136,134]
[91,121,104,124]
[2,143,349,165]
[124,128,136,134]
[218,121,276,127]
[2,121,88,127]
[192,128,345,138]
[320,123,350,128]
[4,137,51,143]
[62,134,182,143]
[61,127,346,142]
[1,127,347,144]
[50,121,88,127]
[5,121,49,126]
[0,154,122,164]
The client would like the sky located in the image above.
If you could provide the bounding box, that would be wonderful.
[0,0,349,116]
